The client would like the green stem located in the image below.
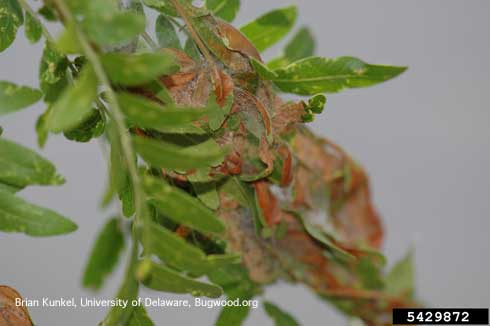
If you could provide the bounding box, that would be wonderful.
[51,0,149,243]
[141,31,158,50]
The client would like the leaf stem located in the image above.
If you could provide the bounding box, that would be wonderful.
[169,0,215,66]
[141,31,158,50]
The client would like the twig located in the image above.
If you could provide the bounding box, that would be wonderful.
[51,0,149,245]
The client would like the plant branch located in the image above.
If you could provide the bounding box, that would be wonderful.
[50,0,149,244]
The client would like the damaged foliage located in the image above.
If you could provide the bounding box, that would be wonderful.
[0,0,416,325]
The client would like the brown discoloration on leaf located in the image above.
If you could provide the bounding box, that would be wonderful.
[258,137,275,176]
[292,128,384,249]
[126,5,407,323]
[0,286,33,326]
[214,19,262,62]
[212,68,234,106]
[218,207,280,283]
[277,144,293,187]
[272,101,307,136]
[235,89,272,137]
[253,180,281,226]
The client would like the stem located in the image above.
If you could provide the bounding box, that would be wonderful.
[141,31,158,50]
[170,0,215,65]
[51,0,148,242]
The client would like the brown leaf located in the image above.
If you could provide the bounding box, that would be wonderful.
[218,207,280,283]
[277,144,293,187]
[272,102,307,136]
[214,19,262,62]
[212,68,234,107]
[292,128,384,249]
[253,180,281,226]
[0,286,32,326]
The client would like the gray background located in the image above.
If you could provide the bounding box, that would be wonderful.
[1,0,489,325]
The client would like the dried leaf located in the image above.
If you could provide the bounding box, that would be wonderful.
[0,286,33,326]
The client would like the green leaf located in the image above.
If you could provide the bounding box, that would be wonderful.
[82,218,125,290]
[128,306,154,326]
[145,221,211,273]
[184,38,200,61]
[56,23,81,54]
[250,58,278,80]
[0,0,23,52]
[117,92,208,133]
[101,52,179,86]
[0,182,22,193]
[142,0,178,16]
[240,6,297,52]
[155,14,181,49]
[207,263,258,298]
[134,136,225,170]
[143,175,225,234]
[0,187,77,236]
[355,257,384,290]
[216,305,250,326]
[188,169,220,210]
[138,260,223,298]
[39,42,69,103]
[264,301,299,326]
[206,0,240,22]
[39,42,68,84]
[83,11,146,46]
[24,11,42,43]
[268,27,315,70]
[267,56,407,95]
[107,123,135,218]
[103,240,139,326]
[64,108,105,142]
[293,212,355,262]
[305,94,326,114]
[3,0,23,24]
[0,81,42,116]
[385,251,415,298]
[0,137,64,188]
[45,66,98,133]
[38,5,57,21]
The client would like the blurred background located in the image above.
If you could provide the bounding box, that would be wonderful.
[1,0,489,325]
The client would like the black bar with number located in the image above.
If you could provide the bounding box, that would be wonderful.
[393,308,489,325]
